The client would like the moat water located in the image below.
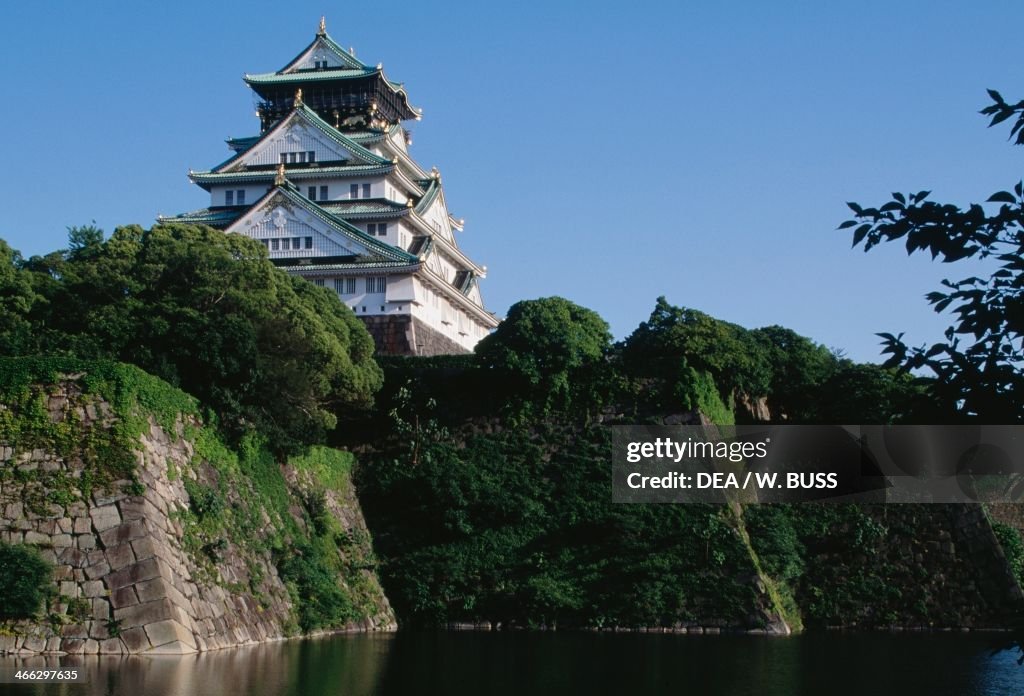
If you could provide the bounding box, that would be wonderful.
[4,631,1023,695]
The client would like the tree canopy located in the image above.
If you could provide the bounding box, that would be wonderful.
[0,224,382,453]
[475,296,612,416]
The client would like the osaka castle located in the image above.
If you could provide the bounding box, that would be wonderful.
[161,18,498,355]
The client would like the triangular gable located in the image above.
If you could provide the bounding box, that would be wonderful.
[216,106,388,173]
[415,179,455,242]
[281,34,367,73]
[227,186,416,263]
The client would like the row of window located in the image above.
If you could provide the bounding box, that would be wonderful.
[262,237,313,251]
[280,151,316,164]
[367,223,388,237]
[225,182,372,206]
[312,277,387,294]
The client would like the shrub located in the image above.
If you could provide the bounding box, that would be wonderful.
[0,543,52,619]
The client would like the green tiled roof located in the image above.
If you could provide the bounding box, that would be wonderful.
[346,126,394,143]
[244,68,376,85]
[190,162,394,189]
[157,207,243,227]
[276,259,419,272]
[407,235,433,258]
[321,199,409,219]
[226,136,259,152]
[453,270,477,296]
[415,178,441,214]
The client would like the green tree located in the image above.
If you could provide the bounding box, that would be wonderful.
[6,224,381,453]
[0,543,51,619]
[475,297,612,416]
[750,325,836,421]
[841,90,1024,421]
[0,241,37,356]
[622,297,771,409]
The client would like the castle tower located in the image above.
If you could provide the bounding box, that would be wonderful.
[162,18,498,355]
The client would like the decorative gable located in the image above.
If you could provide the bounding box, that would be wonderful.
[280,33,367,73]
[223,184,419,268]
[217,107,387,173]
[221,119,348,171]
[229,192,380,258]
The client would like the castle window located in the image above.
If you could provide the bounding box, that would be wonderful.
[362,183,371,198]
[282,238,291,250]
[236,190,245,205]
[225,190,234,206]
[280,153,287,164]
[367,276,386,293]
[308,186,317,200]
[377,222,387,236]
[309,151,316,163]
[292,237,301,249]
[350,184,359,199]
[305,237,313,249]
[319,185,328,200]
[314,279,325,287]
[270,239,279,251]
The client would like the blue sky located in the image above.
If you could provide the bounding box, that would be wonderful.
[1,1,1020,361]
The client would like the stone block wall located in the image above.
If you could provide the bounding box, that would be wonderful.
[359,315,470,356]
[0,389,395,655]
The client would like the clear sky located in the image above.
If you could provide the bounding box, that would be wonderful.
[1,1,1020,362]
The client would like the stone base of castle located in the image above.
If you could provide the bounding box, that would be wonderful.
[359,315,470,356]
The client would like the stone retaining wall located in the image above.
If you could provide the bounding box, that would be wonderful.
[0,390,395,655]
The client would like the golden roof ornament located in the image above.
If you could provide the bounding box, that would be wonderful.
[431,166,441,180]
[275,163,287,187]
[318,16,326,35]
[406,198,414,208]
[294,88,303,107]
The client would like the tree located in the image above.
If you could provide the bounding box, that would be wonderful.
[475,297,611,417]
[840,90,1024,422]
[0,543,51,620]
[750,325,836,421]
[623,297,771,404]
[4,224,382,453]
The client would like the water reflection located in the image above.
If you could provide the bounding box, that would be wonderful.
[3,631,1022,696]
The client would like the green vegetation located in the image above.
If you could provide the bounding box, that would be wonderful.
[0,357,199,502]
[476,297,612,418]
[352,296,930,629]
[0,543,51,620]
[0,220,1008,637]
[993,521,1024,587]
[174,431,381,633]
[0,224,381,454]
[0,355,385,636]
[359,423,764,628]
